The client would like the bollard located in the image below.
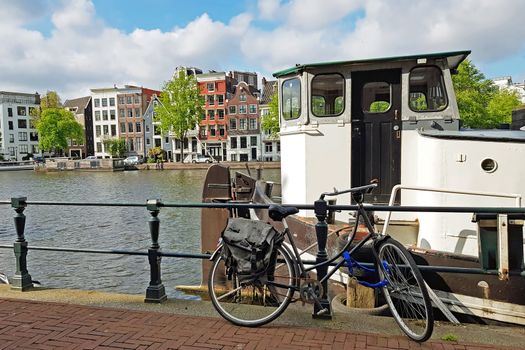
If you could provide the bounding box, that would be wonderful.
[144,199,167,303]
[11,197,33,291]
[313,198,332,319]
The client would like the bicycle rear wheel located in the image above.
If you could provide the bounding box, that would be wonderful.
[376,238,434,342]
[208,244,296,327]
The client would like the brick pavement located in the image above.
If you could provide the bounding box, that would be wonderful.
[0,298,520,350]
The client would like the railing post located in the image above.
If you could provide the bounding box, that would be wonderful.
[11,196,33,291]
[144,199,167,303]
[313,198,332,319]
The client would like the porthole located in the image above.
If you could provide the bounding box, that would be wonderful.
[481,158,497,173]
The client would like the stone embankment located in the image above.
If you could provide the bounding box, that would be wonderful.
[138,161,280,171]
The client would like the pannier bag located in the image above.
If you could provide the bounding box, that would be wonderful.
[221,218,279,276]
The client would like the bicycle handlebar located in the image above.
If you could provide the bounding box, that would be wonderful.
[320,183,377,200]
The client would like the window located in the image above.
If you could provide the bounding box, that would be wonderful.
[362,82,391,113]
[218,109,224,119]
[240,136,247,148]
[277,142,280,152]
[118,97,125,104]
[8,121,13,130]
[102,98,108,107]
[110,110,116,120]
[282,78,301,120]
[146,125,150,132]
[240,93,246,102]
[135,108,140,118]
[18,132,27,141]
[126,96,132,104]
[239,105,247,114]
[102,110,108,120]
[250,136,257,146]
[120,122,126,133]
[409,66,448,112]
[219,125,225,137]
[249,104,257,114]
[239,118,247,130]
[109,97,115,107]
[19,144,28,154]
[96,142,102,152]
[311,74,344,117]
[96,125,101,137]
[119,109,125,118]
[265,143,273,153]
[217,95,224,105]
[231,137,237,149]
[103,125,109,135]
[94,99,100,107]
[95,111,101,121]
[128,122,133,133]
[136,122,141,133]
[128,109,133,118]
[9,134,14,143]
[208,110,215,120]
[17,106,26,116]
[207,95,215,105]
[29,107,36,116]
[165,137,169,144]
[18,119,27,128]
[249,119,257,130]
[136,137,142,151]
[134,96,139,104]
[146,138,150,145]
[210,126,216,137]
[8,108,12,117]
[29,132,38,141]
[229,105,236,114]
[231,154,237,161]
[207,83,215,92]
[111,125,116,136]
[230,118,237,130]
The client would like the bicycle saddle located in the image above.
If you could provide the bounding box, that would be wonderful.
[268,204,299,222]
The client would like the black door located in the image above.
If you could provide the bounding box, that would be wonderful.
[351,69,401,203]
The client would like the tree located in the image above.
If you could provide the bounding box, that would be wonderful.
[31,91,62,120]
[154,71,203,162]
[103,138,126,158]
[261,91,280,136]
[452,60,521,128]
[36,108,84,155]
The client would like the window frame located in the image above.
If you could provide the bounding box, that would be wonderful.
[281,77,301,120]
[310,73,345,118]
[408,65,449,113]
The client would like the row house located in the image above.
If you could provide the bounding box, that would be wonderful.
[64,96,94,158]
[0,91,40,161]
[90,85,159,158]
[259,78,280,161]
[227,81,261,161]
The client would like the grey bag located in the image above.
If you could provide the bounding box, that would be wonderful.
[221,218,278,276]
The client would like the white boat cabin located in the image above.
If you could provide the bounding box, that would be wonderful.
[273,50,525,258]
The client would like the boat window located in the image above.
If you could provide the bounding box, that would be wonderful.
[409,66,448,112]
[362,82,391,113]
[281,78,301,120]
[311,74,344,117]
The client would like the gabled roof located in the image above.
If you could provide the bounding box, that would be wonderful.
[273,50,471,78]
[64,96,91,111]
[260,80,277,105]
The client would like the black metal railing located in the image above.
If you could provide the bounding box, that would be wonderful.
[1,196,524,312]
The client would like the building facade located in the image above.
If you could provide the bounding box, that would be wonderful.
[259,78,280,161]
[493,76,525,103]
[0,91,40,161]
[226,81,261,162]
[64,96,93,158]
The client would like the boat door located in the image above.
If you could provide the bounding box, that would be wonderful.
[351,69,401,203]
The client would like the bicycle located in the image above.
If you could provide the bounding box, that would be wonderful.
[208,183,434,342]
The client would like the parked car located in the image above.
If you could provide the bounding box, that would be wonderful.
[192,154,214,163]
[124,156,140,165]
[85,156,98,160]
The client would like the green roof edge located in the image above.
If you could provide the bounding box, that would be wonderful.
[272,50,471,78]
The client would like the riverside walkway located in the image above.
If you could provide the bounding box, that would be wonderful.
[0,287,523,350]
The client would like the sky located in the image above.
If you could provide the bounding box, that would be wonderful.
[1,0,525,100]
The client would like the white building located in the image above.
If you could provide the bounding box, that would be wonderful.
[493,76,525,103]
[0,91,40,161]
[90,87,120,158]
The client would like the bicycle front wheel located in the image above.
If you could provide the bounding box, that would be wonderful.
[208,244,296,327]
[376,238,434,342]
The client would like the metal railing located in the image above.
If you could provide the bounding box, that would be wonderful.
[1,195,524,319]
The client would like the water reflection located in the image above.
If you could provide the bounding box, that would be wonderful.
[0,168,280,298]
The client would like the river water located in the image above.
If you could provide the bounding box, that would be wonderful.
[0,168,280,299]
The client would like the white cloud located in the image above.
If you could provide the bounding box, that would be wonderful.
[0,0,524,99]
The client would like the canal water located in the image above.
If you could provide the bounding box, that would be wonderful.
[0,168,280,299]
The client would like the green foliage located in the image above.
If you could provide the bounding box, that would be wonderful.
[441,334,458,342]
[36,108,84,153]
[369,101,390,113]
[410,94,428,111]
[31,91,62,120]
[261,91,280,136]
[148,146,165,160]
[103,138,126,158]
[452,60,521,128]
[154,70,203,162]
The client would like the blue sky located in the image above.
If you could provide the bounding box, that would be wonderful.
[1,0,525,98]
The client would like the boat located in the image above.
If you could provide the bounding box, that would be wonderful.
[0,160,35,171]
[200,50,525,326]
